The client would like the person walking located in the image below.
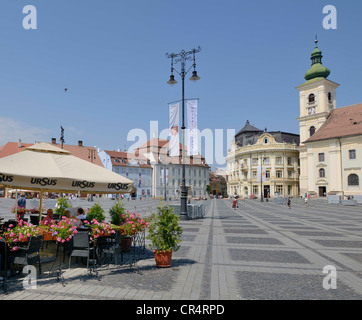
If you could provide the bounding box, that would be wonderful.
[17,194,26,209]
[287,197,291,209]
[304,195,309,206]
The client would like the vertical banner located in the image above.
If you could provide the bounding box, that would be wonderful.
[257,166,266,182]
[169,102,180,157]
[187,99,198,156]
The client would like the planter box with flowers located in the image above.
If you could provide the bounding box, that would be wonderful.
[49,217,78,244]
[146,203,182,267]
[109,200,150,252]
[2,220,41,251]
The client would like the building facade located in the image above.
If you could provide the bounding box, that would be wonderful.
[226,121,300,199]
[98,149,153,197]
[297,40,362,197]
[134,138,210,198]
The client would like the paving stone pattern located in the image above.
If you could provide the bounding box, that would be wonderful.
[1,197,362,300]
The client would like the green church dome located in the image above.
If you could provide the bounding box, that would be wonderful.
[304,39,330,81]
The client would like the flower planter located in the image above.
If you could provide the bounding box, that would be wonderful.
[121,237,133,252]
[43,232,55,241]
[153,250,172,267]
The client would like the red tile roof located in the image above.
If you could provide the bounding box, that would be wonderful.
[0,141,104,166]
[305,103,362,143]
[104,150,152,168]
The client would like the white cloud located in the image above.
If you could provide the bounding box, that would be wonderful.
[0,117,51,146]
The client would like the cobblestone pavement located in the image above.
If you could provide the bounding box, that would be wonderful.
[1,197,362,300]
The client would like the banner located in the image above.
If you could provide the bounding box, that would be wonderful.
[257,166,266,183]
[169,102,180,157]
[187,99,198,156]
[161,168,169,185]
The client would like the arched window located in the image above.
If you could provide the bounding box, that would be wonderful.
[319,168,325,178]
[309,126,316,137]
[308,94,315,103]
[328,92,332,102]
[348,174,359,186]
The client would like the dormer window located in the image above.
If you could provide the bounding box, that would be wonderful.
[308,94,315,104]
[264,137,268,144]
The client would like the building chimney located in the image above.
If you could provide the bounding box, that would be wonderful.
[18,139,22,148]
[78,140,83,147]
[51,138,56,144]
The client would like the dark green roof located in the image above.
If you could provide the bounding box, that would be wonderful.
[304,40,330,81]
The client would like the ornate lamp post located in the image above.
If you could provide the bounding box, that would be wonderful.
[166,46,201,219]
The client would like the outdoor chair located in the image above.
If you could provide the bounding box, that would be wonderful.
[68,231,94,269]
[30,215,39,225]
[9,236,42,275]
[96,232,123,265]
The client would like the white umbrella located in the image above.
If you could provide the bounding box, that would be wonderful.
[0,142,134,218]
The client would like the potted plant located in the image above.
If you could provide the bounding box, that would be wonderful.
[49,217,78,244]
[146,203,182,267]
[109,199,126,226]
[54,197,71,217]
[2,220,41,251]
[86,201,105,222]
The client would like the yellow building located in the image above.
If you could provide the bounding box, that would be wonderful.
[297,40,362,197]
[226,121,300,199]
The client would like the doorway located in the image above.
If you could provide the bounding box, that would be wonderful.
[264,185,270,199]
[319,186,326,197]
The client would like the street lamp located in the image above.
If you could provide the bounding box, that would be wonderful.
[166,46,201,219]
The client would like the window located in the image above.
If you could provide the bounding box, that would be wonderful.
[243,172,248,180]
[288,185,292,195]
[266,170,270,179]
[252,158,258,166]
[319,168,325,178]
[276,170,283,178]
[252,171,257,179]
[288,170,293,178]
[263,157,270,165]
[348,174,359,186]
[276,185,283,194]
[309,126,316,137]
[308,94,315,103]
[276,157,282,164]
[287,157,292,165]
[252,186,258,195]
[349,149,356,160]
[328,92,332,102]
[264,138,268,144]
[319,153,325,162]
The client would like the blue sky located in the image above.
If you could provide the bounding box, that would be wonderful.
[0,0,361,169]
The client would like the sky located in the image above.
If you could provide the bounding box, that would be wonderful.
[0,0,361,170]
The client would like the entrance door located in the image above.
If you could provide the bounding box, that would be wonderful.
[264,185,270,199]
[319,186,326,197]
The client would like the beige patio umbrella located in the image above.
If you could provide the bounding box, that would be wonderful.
[0,142,134,219]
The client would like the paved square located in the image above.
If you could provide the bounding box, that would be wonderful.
[1,197,362,300]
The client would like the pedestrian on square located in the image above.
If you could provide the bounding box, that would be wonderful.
[17,194,26,209]
[304,196,309,206]
[287,197,291,209]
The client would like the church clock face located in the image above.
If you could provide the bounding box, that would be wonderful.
[308,107,316,115]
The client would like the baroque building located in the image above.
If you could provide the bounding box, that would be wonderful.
[226,121,300,199]
[297,40,362,197]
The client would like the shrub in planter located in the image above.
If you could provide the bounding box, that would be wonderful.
[86,201,105,222]
[109,199,126,226]
[146,203,182,267]
[54,197,71,217]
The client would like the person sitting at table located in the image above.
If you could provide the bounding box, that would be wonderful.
[63,209,81,227]
[76,208,87,227]
[41,209,55,225]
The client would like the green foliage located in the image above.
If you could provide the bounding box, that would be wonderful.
[86,201,105,222]
[54,197,71,216]
[109,199,126,225]
[146,202,182,252]
[206,185,211,194]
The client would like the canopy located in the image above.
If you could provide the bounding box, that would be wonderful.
[0,142,134,194]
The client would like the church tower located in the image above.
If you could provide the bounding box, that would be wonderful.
[296,39,339,195]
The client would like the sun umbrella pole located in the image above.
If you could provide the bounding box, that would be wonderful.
[39,190,43,220]
[15,189,18,219]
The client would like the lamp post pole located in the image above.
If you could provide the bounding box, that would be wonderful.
[166,47,201,219]
[260,154,264,202]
